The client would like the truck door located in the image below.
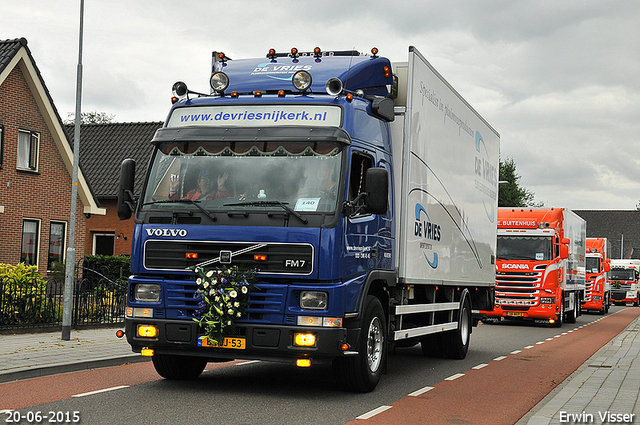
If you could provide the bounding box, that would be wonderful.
[343,150,393,275]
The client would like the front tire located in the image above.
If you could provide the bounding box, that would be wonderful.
[152,353,207,380]
[333,295,386,392]
[442,291,472,359]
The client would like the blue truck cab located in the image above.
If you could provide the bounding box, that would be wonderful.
[118,47,499,392]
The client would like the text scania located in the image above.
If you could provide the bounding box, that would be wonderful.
[179,110,328,124]
[502,264,530,270]
[146,228,188,237]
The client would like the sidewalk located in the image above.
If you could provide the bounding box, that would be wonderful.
[518,313,640,424]
[0,327,148,384]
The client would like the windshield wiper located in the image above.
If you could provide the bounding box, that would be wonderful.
[223,200,308,224]
[142,199,217,222]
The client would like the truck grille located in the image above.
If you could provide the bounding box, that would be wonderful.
[144,240,313,275]
[495,265,546,307]
[164,277,288,323]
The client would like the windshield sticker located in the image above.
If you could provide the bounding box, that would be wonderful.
[295,198,320,211]
[168,105,342,128]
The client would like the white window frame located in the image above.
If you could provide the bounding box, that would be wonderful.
[20,218,41,266]
[92,232,115,256]
[17,129,40,171]
[48,220,67,271]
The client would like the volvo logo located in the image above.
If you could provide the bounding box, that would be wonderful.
[145,228,188,237]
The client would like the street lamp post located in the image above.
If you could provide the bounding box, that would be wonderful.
[62,0,84,341]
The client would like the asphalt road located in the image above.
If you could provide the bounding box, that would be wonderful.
[2,306,630,425]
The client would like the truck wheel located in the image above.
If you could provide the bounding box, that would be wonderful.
[333,295,386,392]
[442,291,472,359]
[152,353,207,380]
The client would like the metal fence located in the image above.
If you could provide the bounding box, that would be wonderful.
[0,261,127,331]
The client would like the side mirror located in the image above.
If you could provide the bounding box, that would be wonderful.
[604,262,611,272]
[365,167,388,215]
[117,158,136,220]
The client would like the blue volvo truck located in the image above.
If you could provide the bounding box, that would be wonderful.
[117,46,500,392]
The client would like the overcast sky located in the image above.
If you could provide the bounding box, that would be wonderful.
[4,1,640,210]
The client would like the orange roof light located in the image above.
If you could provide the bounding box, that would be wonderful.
[267,48,277,59]
[290,47,299,58]
[371,47,379,57]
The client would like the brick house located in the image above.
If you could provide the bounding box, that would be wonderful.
[65,122,161,256]
[575,210,640,260]
[0,38,105,275]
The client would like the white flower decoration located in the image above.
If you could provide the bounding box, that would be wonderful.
[196,278,202,285]
[206,270,214,278]
[234,301,240,308]
[230,290,238,298]
[241,286,248,294]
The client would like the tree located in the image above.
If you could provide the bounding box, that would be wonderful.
[498,157,542,207]
[64,111,115,125]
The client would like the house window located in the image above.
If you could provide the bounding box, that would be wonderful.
[48,221,66,270]
[20,219,40,266]
[93,233,115,256]
[17,130,39,171]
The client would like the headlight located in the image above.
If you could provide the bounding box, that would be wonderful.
[135,284,160,302]
[300,291,327,310]
[210,71,229,93]
[540,297,555,304]
[292,70,312,92]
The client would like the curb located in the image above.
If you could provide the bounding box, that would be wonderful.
[0,355,150,384]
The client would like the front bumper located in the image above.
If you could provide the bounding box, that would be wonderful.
[125,317,356,364]
[483,304,559,321]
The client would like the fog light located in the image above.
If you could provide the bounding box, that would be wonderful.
[141,348,154,357]
[137,325,158,338]
[294,332,316,347]
[296,359,311,367]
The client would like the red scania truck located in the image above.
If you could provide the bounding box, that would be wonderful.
[482,208,586,326]
[582,238,611,314]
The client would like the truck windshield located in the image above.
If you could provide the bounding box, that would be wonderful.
[609,269,636,281]
[585,257,600,273]
[497,236,553,261]
[141,140,342,214]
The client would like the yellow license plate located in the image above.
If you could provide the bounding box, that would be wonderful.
[199,337,246,349]
[506,312,525,317]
